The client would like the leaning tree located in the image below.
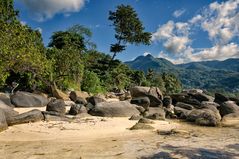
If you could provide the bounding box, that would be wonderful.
[108,4,152,60]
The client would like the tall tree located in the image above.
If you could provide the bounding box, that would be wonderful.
[108,4,152,60]
[0,0,50,89]
[0,0,18,22]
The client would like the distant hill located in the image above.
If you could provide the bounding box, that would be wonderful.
[125,54,239,92]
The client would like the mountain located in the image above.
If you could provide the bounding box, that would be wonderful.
[125,54,239,92]
[178,58,239,72]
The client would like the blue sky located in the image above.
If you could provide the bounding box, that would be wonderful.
[15,0,239,63]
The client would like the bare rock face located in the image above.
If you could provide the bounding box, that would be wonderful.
[188,92,214,102]
[89,101,140,117]
[69,104,87,115]
[0,109,8,132]
[0,101,18,120]
[69,91,89,103]
[219,101,239,117]
[130,86,163,107]
[10,91,49,107]
[46,99,66,115]
[174,107,191,119]
[176,102,194,110]
[0,93,14,107]
[7,109,44,126]
[87,95,106,106]
[145,107,165,120]
[130,96,150,110]
[129,123,154,130]
[214,93,229,104]
[187,109,221,126]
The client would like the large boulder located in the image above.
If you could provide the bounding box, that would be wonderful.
[195,109,221,126]
[214,93,229,104]
[229,97,239,106]
[46,99,66,115]
[89,101,140,117]
[69,91,89,102]
[87,95,106,106]
[145,107,165,120]
[0,93,14,107]
[174,107,191,119]
[176,102,194,110]
[188,93,214,102]
[200,102,220,111]
[170,93,188,105]
[219,101,239,117]
[0,101,18,120]
[182,89,203,94]
[221,112,239,127]
[130,86,163,107]
[187,109,221,126]
[69,104,87,115]
[130,97,150,110]
[10,91,48,107]
[163,96,172,107]
[0,109,8,132]
[7,109,44,126]
[42,111,71,122]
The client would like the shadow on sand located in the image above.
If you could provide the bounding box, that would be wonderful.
[141,144,239,159]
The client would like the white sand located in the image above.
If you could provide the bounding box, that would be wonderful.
[0,107,238,159]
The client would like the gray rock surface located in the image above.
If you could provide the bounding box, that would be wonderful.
[10,91,48,107]
[89,101,140,117]
[7,109,44,126]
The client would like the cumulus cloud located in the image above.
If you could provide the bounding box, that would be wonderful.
[201,0,239,44]
[152,21,191,54]
[153,0,239,63]
[21,0,87,21]
[173,9,186,18]
[191,43,239,61]
[189,14,203,24]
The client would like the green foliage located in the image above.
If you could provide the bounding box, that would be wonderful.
[126,54,239,94]
[0,1,185,95]
[109,4,151,59]
[162,73,182,94]
[81,70,105,94]
[0,0,18,22]
[0,1,50,90]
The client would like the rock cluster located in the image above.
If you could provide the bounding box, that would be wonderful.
[171,91,239,126]
[0,87,238,132]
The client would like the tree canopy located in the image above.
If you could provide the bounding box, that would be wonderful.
[109,4,152,59]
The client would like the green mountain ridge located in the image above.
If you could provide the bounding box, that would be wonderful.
[125,54,239,92]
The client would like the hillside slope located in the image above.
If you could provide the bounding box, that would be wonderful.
[125,55,239,92]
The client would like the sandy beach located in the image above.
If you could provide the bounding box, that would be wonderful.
[0,107,238,159]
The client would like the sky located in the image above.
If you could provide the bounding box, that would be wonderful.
[14,0,239,64]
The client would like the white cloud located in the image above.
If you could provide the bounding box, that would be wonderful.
[21,0,87,21]
[151,21,174,41]
[191,43,239,61]
[152,21,191,54]
[36,27,42,33]
[189,14,203,24]
[173,9,186,18]
[164,36,190,53]
[201,0,239,44]
[153,0,239,63]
